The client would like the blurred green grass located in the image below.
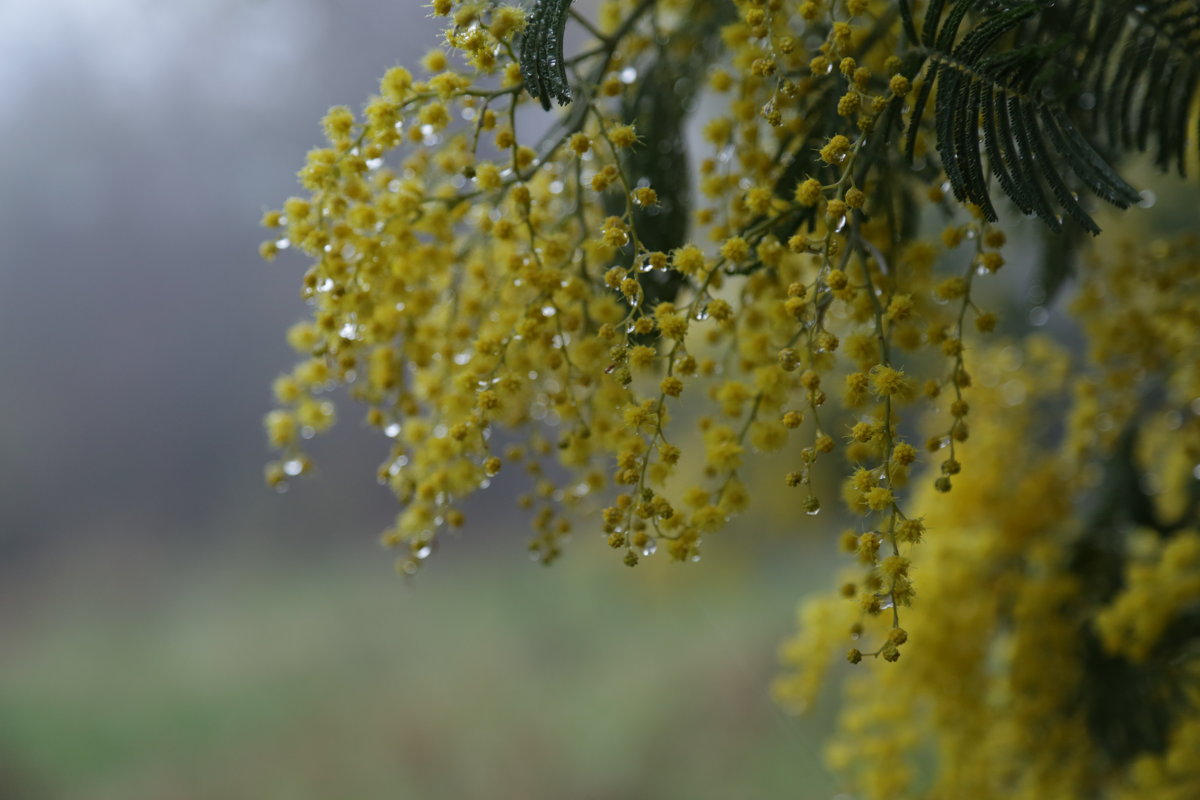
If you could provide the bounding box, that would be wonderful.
[0,535,840,799]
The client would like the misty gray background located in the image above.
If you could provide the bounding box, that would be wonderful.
[0,0,443,569]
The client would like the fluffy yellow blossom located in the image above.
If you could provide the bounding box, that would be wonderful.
[264,7,1198,795]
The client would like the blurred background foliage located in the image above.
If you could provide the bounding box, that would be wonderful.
[0,1,838,796]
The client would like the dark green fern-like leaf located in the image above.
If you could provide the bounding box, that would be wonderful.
[519,0,574,111]
[904,0,1140,233]
[1074,0,1200,175]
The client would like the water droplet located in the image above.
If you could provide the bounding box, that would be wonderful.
[273,481,289,494]
[690,554,702,563]
[541,305,557,317]
[276,238,290,249]
[832,215,847,233]
[879,597,895,611]
[365,157,383,170]
[283,459,304,476]
[415,544,433,560]
[1001,379,1026,407]
[316,278,334,292]
[694,307,710,321]
[1138,189,1157,209]
[1028,306,1049,327]
[620,66,638,84]
[384,423,402,438]
[641,539,657,557]
[1192,464,1200,480]
[805,506,821,517]
[478,478,491,489]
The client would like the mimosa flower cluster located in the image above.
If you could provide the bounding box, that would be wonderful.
[261,2,1200,794]
[263,0,1008,664]
[777,327,1200,798]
